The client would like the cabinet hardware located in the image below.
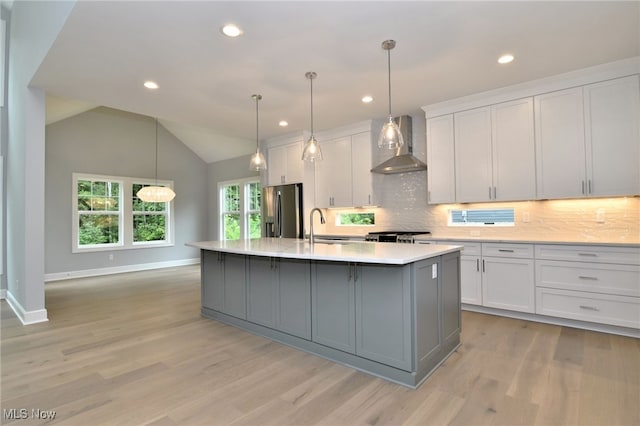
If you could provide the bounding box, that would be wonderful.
[578,253,597,257]
[482,259,485,273]
[489,187,492,199]
[498,249,515,253]
[579,305,599,312]
[588,179,592,194]
[578,275,598,280]
[582,180,585,195]
[368,194,371,205]
[476,258,480,272]
[493,186,497,199]
[347,263,352,281]
[427,191,431,202]
[353,264,358,282]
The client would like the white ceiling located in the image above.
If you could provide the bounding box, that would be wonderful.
[33,1,639,164]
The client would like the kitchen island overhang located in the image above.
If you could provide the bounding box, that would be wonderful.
[187,238,463,389]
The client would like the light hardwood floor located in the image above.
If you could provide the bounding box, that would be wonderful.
[1,265,639,426]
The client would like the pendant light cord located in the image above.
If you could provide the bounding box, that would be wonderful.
[309,76,314,134]
[154,118,158,185]
[387,47,392,116]
[255,96,259,150]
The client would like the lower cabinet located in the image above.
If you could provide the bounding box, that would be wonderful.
[247,257,311,339]
[201,250,247,319]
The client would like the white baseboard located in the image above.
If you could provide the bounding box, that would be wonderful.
[0,289,6,299]
[5,291,48,325]
[44,258,200,282]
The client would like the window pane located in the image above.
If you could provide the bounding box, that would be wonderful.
[133,184,166,212]
[79,214,119,245]
[337,212,375,226]
[248,213,261,238]
[133,214,166,242]
[224,185,240,212]
[223,213,241,240]
[77,180,92,196]
[449,208,515,226]
[248,182,261,211]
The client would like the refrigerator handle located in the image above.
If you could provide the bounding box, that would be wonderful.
[276,190,282,237]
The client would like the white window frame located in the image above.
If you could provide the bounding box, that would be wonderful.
[72,173,175,253]
[218,177,261,240]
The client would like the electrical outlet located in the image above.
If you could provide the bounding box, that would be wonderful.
[109,254,114,261]
[596,208,605,223]
[523,212,530,223]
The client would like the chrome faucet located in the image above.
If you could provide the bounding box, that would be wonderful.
[309,208,326,244]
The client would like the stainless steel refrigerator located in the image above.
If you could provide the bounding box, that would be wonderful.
[262,183,304,238]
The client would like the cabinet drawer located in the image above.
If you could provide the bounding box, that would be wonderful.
[535,244,640,265]
[482,242,533,258]
[536,288,640,329]
[446,241,481,256]
[536,261,640,297]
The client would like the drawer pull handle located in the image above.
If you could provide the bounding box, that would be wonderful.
[579,305,600,312]
[578,276,598,281]
[498,249,515,253]
[578,253,597,257]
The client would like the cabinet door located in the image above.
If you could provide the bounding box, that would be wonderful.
[584,75,640,197]
[460,255,482,305]
[277,258,311,340]
[267,145,286,186]
[350,132,375,206]
[314,137,352,208]
[202,250,224,312]
[355,264,412,370]
[285,142,304,184]
[426,114,456,204]
[482,257,535,313]
[311,261,355,353]
[454,107,493,202]
[246,256,277,328]
[223,253,247,319]
[491,98,536,201]
[534,87,586,199]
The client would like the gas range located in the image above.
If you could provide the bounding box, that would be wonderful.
[364,231,431,244]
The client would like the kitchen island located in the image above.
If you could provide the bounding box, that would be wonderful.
[187,238,462,388]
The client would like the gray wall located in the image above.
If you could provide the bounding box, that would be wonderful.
[45,107,208,274]
[207,155,260,240]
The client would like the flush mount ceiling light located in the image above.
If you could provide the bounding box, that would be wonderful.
[378,40,404,150]
[136,118,176,203]
[221,24,243,37]
[362,95,374,103]
[143,81,159,90]
[249,94,267,171]
[498,54,515,64]
[279,120,289,127]
[301,71,323,162]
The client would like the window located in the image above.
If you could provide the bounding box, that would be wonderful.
[219,178,261,240]
[73,173,174,252]
[449,208,515,226]
[336,212,375,226]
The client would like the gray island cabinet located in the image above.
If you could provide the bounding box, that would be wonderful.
[188,238,462,388]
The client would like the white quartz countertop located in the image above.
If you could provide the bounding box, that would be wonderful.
[186,238,462,265]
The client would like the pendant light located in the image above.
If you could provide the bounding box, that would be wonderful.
[301,71,323,162]
[248,94,267,171]
[136,118,176,203]
[378,40,404,150]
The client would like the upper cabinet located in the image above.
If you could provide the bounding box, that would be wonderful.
[424,59,640,204]
[314,123,375,208]
[453,98,536,203]
[266,138,304,186]
[426,115,456,203]
[536,75,640,199]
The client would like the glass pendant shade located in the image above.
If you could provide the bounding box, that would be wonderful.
[249,94,267,171]
[378,39,404,150]
[137,185,176,202]
[136,118,176,203]
[378,116,404,149]
[302,135,323,162]
[302,71,322,162]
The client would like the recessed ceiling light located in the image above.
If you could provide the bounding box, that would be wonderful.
[143,81,159,89]
[279,120,289,127]
[362,95,373,103]
[498,54,515,64]
[221,24,243,38]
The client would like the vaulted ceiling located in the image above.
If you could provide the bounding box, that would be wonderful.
[32,1,639,163]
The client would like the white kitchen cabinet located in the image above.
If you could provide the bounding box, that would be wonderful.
[426,114,456,204]
[446,241,482,305]
[535,244,640,329]
[535,75,640,199]
[267,140,304,186]
[454,98,536,203]
[584,75,640,197]
[315,131,375,208]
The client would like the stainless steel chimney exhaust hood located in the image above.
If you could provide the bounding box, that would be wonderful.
[371,115,427,174]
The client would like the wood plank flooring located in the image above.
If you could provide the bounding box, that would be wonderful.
[1,265,639,425]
